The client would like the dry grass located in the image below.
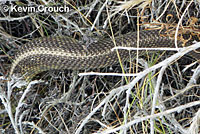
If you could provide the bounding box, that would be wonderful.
[0,0,199,134]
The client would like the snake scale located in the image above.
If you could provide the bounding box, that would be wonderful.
[10,30,200,80]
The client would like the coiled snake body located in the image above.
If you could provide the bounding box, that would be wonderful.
[10,30,200,80]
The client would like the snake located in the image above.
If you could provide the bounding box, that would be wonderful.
[9,30,200,80]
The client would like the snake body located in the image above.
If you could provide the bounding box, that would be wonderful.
[10,30,199,80]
